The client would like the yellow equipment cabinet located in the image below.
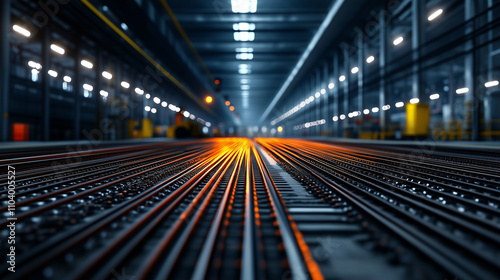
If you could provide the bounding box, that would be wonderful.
[128,118,153,138]
[405,103,430,136]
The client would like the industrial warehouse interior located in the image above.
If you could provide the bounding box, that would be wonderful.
[1,0,499,279]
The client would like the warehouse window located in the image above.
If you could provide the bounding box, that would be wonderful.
[31,69,39,82]
[83,89,92,98]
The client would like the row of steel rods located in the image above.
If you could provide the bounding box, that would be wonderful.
[0,145,212,230]
[0,142,209,186]
[0,146,203,199]
[274,140,500,230]
[1,141,224,279]
[251,142,323,280]
[256,138,500,280]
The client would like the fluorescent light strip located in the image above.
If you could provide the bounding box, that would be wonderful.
[485,80,499,88]
[393,36,404,45]
[428,9,443,21]
[13,25,31,37]
[81,59,93,69]
[234,31,255,41]
[50,44,65,55]
[102,71,113,80]
[231,0,257,13]
[233,22,255,31]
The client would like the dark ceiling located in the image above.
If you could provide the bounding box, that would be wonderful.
[166,0,332,126]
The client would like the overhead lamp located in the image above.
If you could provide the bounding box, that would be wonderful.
[205,96,213,104]
[485,80,499,88]
[320,89,326,94]
[102,71,113,80]
[161,101,168,107]
[233,22,256,31]
[238,64,251,74]
[83,84,93,91]
[339,114,346,120]
[410,98,420,104]
[50,44,65,55]
[236,53,254,60]
[151,108,157,114]
[332,116,339,121]
[371,107,379,113]
[81,59,93,69]
[231,0,258,13]
[428,9,443,21]
[456,88,469,94]
[100,90,109,97]
[145,106,151,112]
[28,61,42,70]
[234,31,255,41]
[366,56,375,63]
[395,102,404,108]
[48,70,58,77]
[363,109,370,115]
[13,25,31,37]
[393,36,404,46]
[145,93,151,99]
[135,87,144,94]
[351,67,359,74]
[121,81,130,89]
[153,97,161,104]
[315,92,320,98]
[339,75,346,82]
[328,83,334,89]
[63,76,72,83]
[430,93,440,100]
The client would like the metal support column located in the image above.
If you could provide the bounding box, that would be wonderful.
[357,33,364,138]
[74,38,82,140]
[323,61,329,134]
[411,0,424,100]
[41,26,51,141]
[108,60,121,140]
[379,10,388,137]
[0,0,10,141]
[309,75,314,133]
[332,51,339,137]
[342,47,350,138]
[484,0,494,134]
[464,0,479,140]
[315,68,321,135]
[96,48,103,132]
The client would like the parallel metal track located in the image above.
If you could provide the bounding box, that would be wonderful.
[1,138,498,279]
[257,138,500,280]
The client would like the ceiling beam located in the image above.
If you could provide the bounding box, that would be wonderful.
[174,13,326,23]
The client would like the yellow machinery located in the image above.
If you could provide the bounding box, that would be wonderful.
[128,119,153,138]
[405,103,430,137]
